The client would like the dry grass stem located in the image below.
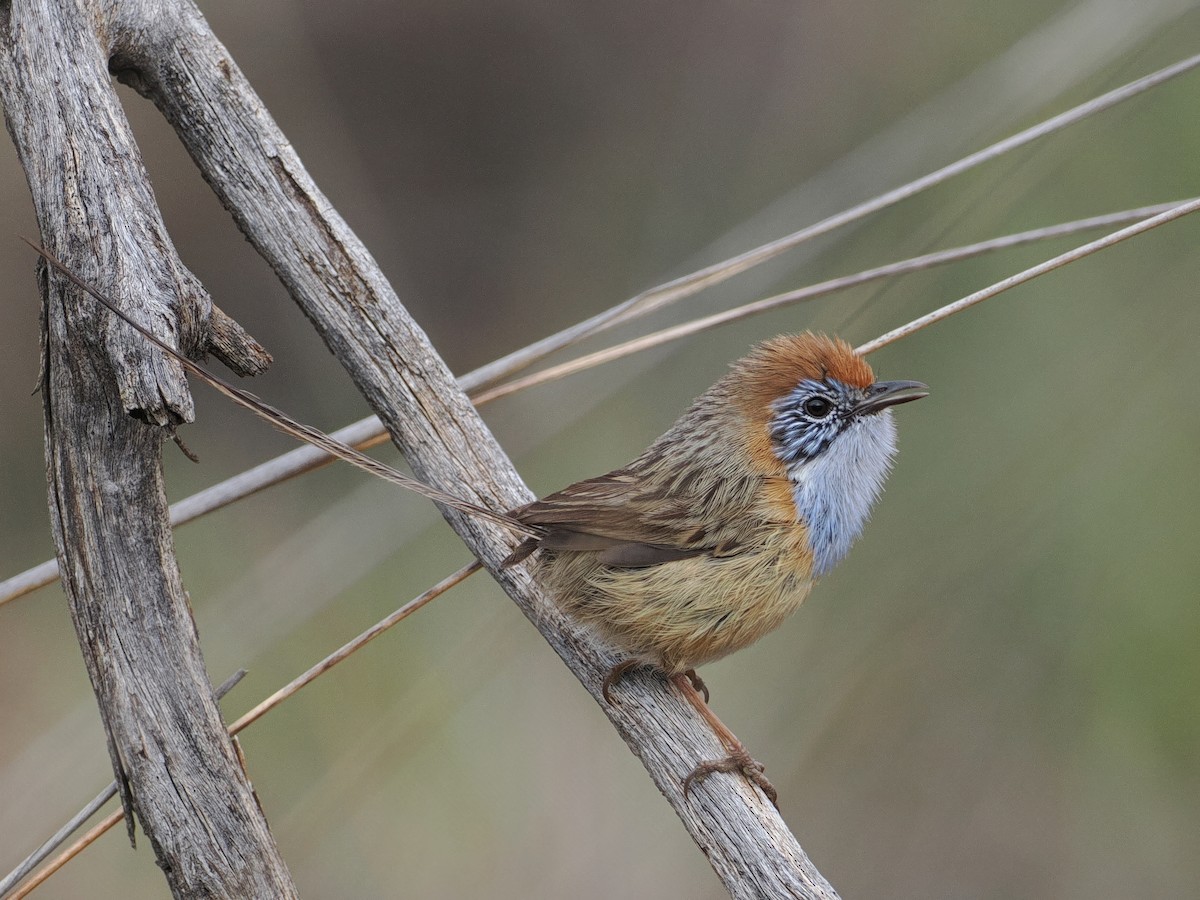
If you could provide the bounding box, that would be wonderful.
[6,809,124,900]
[0,672,246,898]
[227,562,481,734]
[471,201,1191,404]
[0,199,1183,609]
[0,569,476,898]
[464,52,1200,389]
[856,197,1200,355]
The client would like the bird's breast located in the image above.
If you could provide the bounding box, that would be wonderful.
[544,515,815,674]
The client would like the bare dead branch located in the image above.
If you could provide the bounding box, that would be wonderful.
[2,0,837,895]
[0,1,296,897]
[102,0,841,895]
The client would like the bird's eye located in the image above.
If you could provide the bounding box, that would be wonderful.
[802,396,834,418]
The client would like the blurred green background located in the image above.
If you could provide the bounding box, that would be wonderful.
[2,0,1199,897]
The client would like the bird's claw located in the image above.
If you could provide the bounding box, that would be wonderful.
[601,659,644,704]
[682,668,709,703]
[682,749,778,809]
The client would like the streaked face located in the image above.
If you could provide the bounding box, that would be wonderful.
[768,377,865,465]
[769,377,926,575]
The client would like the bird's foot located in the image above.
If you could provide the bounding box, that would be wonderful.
[601,659,646,704]
[682,747,778,808]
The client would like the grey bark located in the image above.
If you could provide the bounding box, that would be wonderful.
[0,1,291,898]
[1,0,840,897]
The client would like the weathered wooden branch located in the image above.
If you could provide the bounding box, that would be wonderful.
[1,0,840,896]
[0,1,293,897]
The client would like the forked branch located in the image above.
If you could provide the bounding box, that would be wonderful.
[0,0,836,897]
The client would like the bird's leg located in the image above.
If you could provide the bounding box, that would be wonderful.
[681,668,709,703]
[671,674,778,808]
[603,660,705,703]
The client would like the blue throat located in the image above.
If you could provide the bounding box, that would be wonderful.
[783,413,898,577]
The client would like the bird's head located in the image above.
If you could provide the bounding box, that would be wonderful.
[735,333,928,575]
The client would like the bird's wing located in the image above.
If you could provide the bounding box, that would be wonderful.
[510,470,747,568]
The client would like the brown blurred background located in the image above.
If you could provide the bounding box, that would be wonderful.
[3,0,1200,897]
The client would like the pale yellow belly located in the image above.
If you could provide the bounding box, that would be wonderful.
[541,527,815,674]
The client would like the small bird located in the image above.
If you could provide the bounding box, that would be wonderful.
[506,332,927,802]
[31,245,926,806]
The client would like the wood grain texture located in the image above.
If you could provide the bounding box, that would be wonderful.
[124,5,840,897]
[0,1,295,897]
[2,0,841,896]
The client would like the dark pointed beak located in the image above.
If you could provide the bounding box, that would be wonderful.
[855,380,929,415]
